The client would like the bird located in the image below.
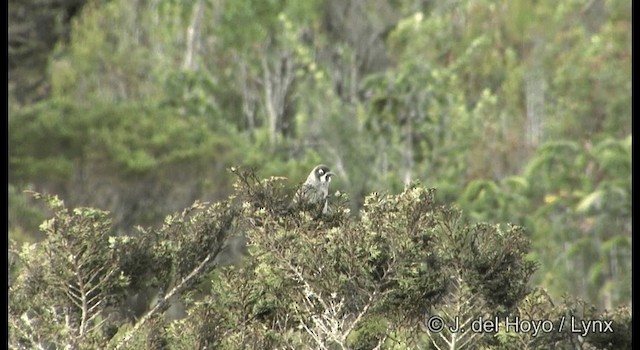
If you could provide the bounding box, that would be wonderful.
[295,164,336,214]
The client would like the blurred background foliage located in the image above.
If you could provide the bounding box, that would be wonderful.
[9,0,630,311]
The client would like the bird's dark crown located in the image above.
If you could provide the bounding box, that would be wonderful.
[314,164,332,177]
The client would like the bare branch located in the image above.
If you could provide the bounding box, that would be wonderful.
[340,290,377,343]
[113,240,225,349]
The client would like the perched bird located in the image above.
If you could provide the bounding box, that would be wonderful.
[295,164,336,214]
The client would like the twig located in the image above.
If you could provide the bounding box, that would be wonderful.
[112,243,224,349]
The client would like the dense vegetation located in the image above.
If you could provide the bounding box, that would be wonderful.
[9,0,631,348]
[9,175,631,349]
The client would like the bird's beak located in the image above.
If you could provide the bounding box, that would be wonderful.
[322,172,336,183]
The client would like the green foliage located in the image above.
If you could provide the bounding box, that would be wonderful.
[462,224,535,312]
[9,98,87,184]
[528,136,631,309]
[382,0,630,184]
[50,0,170,101]
[9,193,129,348]
[9,184,48,243]
[9,95,245,232]
[9,191,240,349]
[493,289,632,350]
[544,0,631,139]
[9,0,631,320]
[458,136,631,310]
[9,171,631,349]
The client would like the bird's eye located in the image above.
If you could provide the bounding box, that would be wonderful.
[318,169,324,175]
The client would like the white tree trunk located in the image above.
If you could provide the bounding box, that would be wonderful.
[183,0,204,71]
[525,36,546,149]
[262,53,294,147]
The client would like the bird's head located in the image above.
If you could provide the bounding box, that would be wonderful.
[312,164,336,184]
